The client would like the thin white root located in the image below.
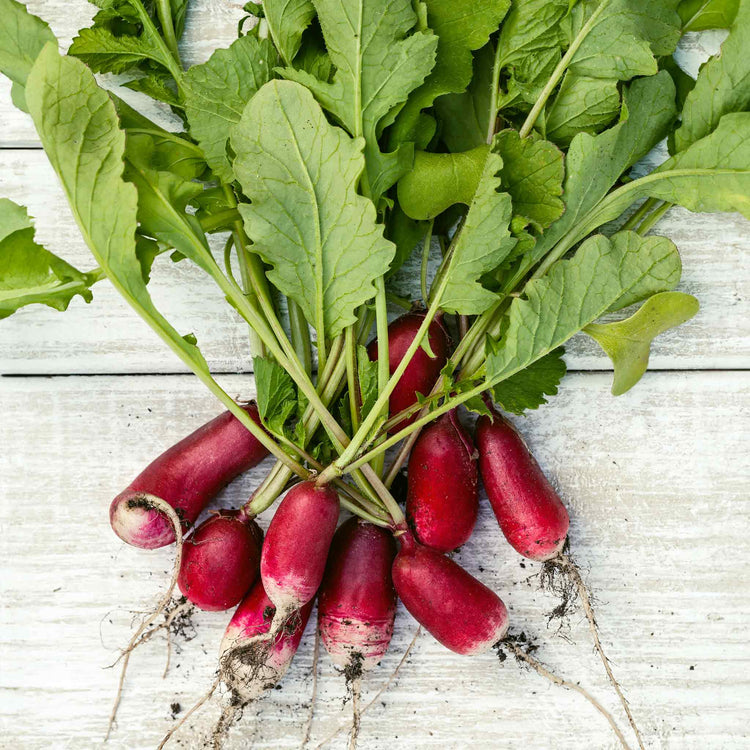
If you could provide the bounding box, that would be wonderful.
[157,674,221,750]
[559,554,646,750]
[162,599,193,678]
[505,641,632,750]
[300,626,321,748]
[348,677,361,750]
[315,626,422,749]
[106,499,185,742]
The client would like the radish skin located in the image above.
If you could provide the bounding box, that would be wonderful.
[477,408,569,561]
[220,579,313,702]
[406,410,478,552]
[318,518,397,671]
[261,480,340,625]
[392,532,508,655]
[178,512,263,611]
[367,312,450,433]
[110,404,268,549]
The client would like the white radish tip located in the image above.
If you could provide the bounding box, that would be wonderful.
[109,491,176,549]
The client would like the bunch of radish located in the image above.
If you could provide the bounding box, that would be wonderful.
[104,310,637,750]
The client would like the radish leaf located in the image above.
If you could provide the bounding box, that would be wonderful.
[183,35,276,182]
[0,0,56,112]
[490,347,567,414]
[585,291,699,395]
[25,44,209,373]
[674,0,750,151]
[678,0,739,30]
[390,0,511,145]
[0,198,100,318]
[260,0,315,65]
[281,0,438,199]
[486,231,681,386]
[232,80,396,342]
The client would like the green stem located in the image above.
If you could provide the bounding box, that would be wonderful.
[130,0,183,83]
[372,276,390,476]
[199,208,242,233]
[487,38,504,143]
[620,197,659,232]
[345,325,361,434]
[635,201,671,235]
[289,299,313,378]
[519,0,611,138]
[420,220,433,306]
[155,0,182,69]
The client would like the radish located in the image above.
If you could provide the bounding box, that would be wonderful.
[392,532,508,655]
[261,480,340,628]
[476,407,569,561]
[220,579,313,702]
[406,410,478,552]
[110,404,269,549]
[178,511,263,611]
[318,517,397,673]
[367,312,450,432]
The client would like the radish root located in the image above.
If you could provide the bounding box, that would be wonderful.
[315,626,422,749]
[300,626,321,748]
[500,638,632,750]
[542,551,645,750]
[348,676,361,750]
[106,498,185,742]
[157,674,221,750]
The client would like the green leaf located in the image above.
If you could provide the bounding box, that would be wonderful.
[385,203,426,278]
[232,80,396,342]
[125,129,205,181]
[123,139,209,268]
[0,0,56,112]
[494,0,567,109]
[563,0,682,81]
[25,44,208,374]
[585,292,699,395]
[281,0,438,199]
[436,149,517,315]
[183,35,276,183]
[68,25,173,75]
[585,112,750,230]
[123,73,182,108]
[0,198,99,319]
[678,0,739,30]
[674,0,750,152]
[491,347,567,414]
[253,356,299,435]
[391,0,511,145]
[545,73,621,146]
[435,43,495,152]
[357,344,379,421]
[486,231,682,386]
[493,129,565,231]
[531,72,677,263]
[261,0,315,64]
[397,145,490,221]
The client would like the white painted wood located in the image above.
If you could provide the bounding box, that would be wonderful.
[0,372,748,749]
[0,149,748,374]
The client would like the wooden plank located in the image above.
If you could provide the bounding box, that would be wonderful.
[0,148,748,374]
[1,371,748,749]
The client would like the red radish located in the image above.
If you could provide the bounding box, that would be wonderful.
[178,511,263,611]
[261,480,340,626]
[406,410,478,552]
[220,579,313,702]
[318,518,397,672]
[109,404,268,549]
[392,532,508,655]
[476,407,569,562]
[367,312,450,432]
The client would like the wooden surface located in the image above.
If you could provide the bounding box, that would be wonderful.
[1,4,749,750]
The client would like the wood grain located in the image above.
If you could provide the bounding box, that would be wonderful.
[1,372,748,749]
